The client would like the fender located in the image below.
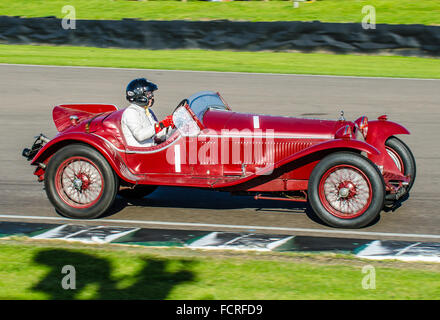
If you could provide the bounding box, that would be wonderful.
[212,138,380,188]
[366,120,410,146]
[366,119,411,175]
[30,132,138,184]
[52,104,118,132]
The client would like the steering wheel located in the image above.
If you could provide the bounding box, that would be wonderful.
[173,99,189,114]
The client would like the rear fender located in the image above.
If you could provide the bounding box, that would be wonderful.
[366,120,410,175]
[30,133,138,184]
[53,104,118,132]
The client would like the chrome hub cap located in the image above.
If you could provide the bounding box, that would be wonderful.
[72,177,83,191]
[338,187,350,198]
[61,160,103,205]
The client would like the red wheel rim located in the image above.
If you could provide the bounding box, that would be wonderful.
[385,146,404,174]
[55,156,104,209]
[318,165,372,219]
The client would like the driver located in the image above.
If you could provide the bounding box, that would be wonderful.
[121,78,174,147]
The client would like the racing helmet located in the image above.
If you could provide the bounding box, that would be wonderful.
[126,78,158,106]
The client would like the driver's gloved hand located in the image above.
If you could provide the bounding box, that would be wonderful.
[154,116,174,133]
[162,115,174,128]
[154,115,174,134]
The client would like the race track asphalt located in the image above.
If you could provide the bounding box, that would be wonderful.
[1,64,439,241]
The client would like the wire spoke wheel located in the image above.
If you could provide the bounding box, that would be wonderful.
[45,144,118,219]
[55,157,104,208]
[308,152,385,229]
[319,165,372,219]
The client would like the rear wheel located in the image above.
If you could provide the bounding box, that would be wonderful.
[44,144,118,219]
[308,152,385,228]
[385,136,416,192]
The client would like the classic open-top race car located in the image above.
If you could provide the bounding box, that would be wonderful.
[23,91,416,228]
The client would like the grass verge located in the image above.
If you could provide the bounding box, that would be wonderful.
[0,44,439,79]
[0,239,439,299]
[1,0,439,25]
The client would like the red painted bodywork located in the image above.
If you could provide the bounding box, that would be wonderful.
[30,93,410,196]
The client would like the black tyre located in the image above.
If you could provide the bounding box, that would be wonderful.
[385,136,416,192]
[44,144,118,219]
[308,152,385,229]
[118,185,157,199]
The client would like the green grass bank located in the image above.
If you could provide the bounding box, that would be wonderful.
[1,240,439,299]
[1,45,439,79]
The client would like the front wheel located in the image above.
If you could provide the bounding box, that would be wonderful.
[308,152,385,228]
[44,144,118,219]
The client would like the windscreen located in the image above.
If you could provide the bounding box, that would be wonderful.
[173,106,200,137]
[187,91,228,122]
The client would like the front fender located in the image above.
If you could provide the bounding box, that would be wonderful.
[366,120,411,175]
[366,120,410,146]
[31,133,138,184]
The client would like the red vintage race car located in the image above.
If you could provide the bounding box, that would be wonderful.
[22,91,416,228]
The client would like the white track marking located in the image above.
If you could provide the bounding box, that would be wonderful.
[266,236,295,250]
[355,240,440,262]
[396,242,422,256]
[0,215,439,240]
[0,63,439,81]
[187,232,291,251]
[357,256,440,262]
[32,225,71,239]
[32,224,139,243]
[187,232,219,247]
[222,234,252,246]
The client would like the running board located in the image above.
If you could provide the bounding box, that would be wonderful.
[254,192,307,203]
